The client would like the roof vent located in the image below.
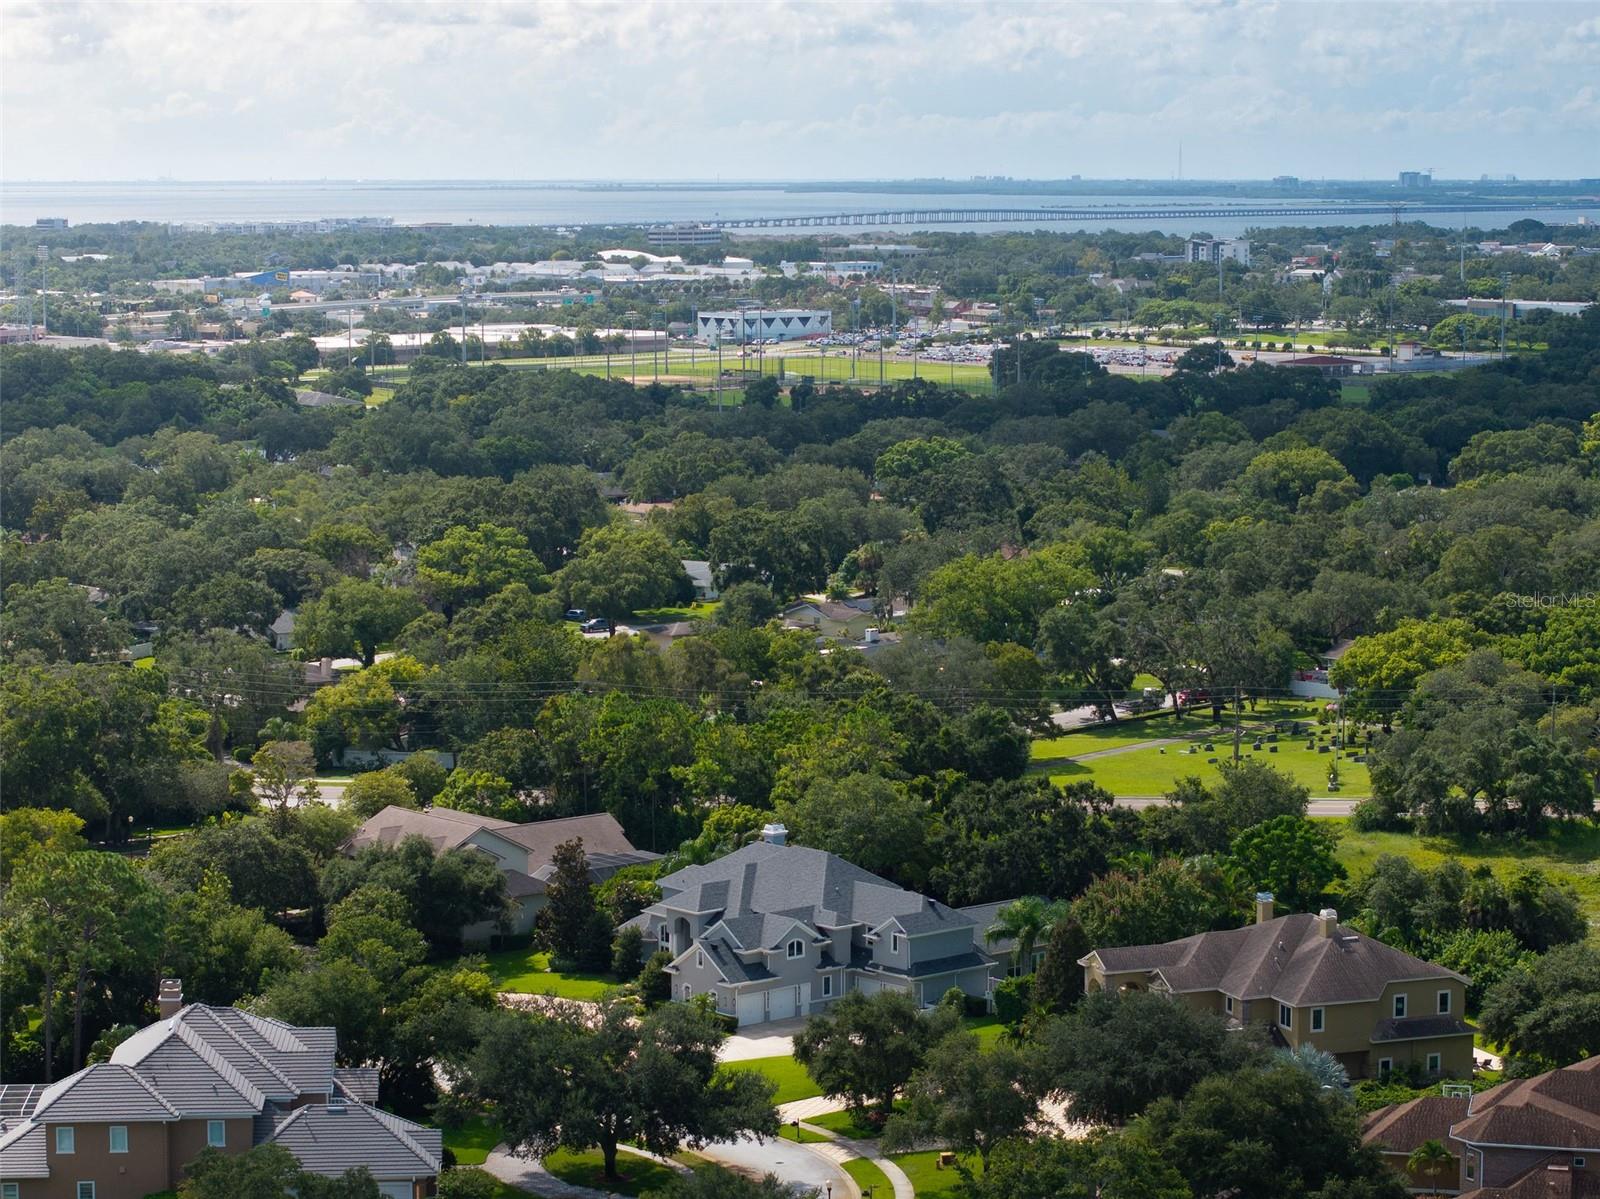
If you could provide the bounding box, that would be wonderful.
[760,823,788,846]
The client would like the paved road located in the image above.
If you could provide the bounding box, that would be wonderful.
[1113,796,1358,816]
[700,1133,849,1197]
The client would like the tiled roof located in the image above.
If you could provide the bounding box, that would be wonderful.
[267,1102,442,1179]
[1089,913,1463,1006]
[1452,1055,1600,1150]
[333,1068,381,1104]
[31,1063,178,1122]
[0,1120,46,1178]
[1362,1095,1468,1154]
[1463,1154,1600,1198]
[494,812,640,865]
[113,1005,335,1105]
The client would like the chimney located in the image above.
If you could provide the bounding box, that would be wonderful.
[1254,892,1276,925]
[864,627,880,644]
[760,822,788,846]
[158,978,184,1019]
[1317,908,1338,938]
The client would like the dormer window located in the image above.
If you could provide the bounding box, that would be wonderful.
[891,933,902,954]
[786,939,804,959]
[659,925,670,947]
[1393,994,1407,1019]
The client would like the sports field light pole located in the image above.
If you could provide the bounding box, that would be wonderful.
[37,245,48,336]
[625,310,640,380]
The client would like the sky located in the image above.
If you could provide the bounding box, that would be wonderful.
[2,0,1597,182]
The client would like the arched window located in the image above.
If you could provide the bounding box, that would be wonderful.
[786,939,804,959]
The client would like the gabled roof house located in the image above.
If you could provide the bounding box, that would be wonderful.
[345,806,658,942]
[625,826,996,1026]
[1080,893,1475,1081]
[0,983,440,1198]
[1363,1055,1600,1196]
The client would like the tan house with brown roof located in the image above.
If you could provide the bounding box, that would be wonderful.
[344,806,657,942]
[0,984,439,1198]
[1363,1055,1600,1197]
[1079,893,1475,1081]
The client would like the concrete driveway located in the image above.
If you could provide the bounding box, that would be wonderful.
[719,1018,808,1062]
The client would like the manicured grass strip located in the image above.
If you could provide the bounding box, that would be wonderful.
[630,602,721,623]
[892,1150,975,1196]
[441,1113,502,1166]
[480,947,617,999]
[843,1156,895,1199]
[778,1123,832,1144]
[807,1103,902,1141]
[1331,820,1600,938]
[544,1148,682,1196]
[719,1054,822,1104]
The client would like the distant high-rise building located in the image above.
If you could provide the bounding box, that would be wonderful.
[35,217,68,229]
[1272,175,1300,187]
[1398,171,1431,188]
[1186,237,1252,267]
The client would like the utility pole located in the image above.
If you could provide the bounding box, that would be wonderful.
[1499,272,1511,360]
[1233,684,1243,764]
[37,245,49,337]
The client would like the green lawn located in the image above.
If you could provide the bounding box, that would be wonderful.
[442,1114,502,1166]
[543,1148,682,1196]
[807,1102,905,1141]
[778,1123,832,1144]
[963,1014,1006,1050]
[719,1054,822,1104]
[480,947,617,999]
[844,1157,895,1199]
[630,602,721,623]
[1042,741,1372,799]
[1331,820,1600,938]
[892,1150,975,1196]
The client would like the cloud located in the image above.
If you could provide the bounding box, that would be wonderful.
[0,0,1594,180]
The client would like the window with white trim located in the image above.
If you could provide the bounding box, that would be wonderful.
[1427,1052,1442,1074]
[683,984,693,998]
[821,975,833,997]
[659,924,670,947]
[890,933,902,954]
[1574,1157,1586,1168]
[3,1183,19,1199]
[1378,1057,1393,1077]
[76,1185,96,1199]
[207,1119,226,1148]
[1437,989,1451,1014]
[55,1125,75,1154]
[1393,993,1407,1018]
[1225,995,1234,1015]
[109,1124,128,1153]
[1278,1003,1292,1029]
[786,939,804,959]
[696,951,703,968]
[1465,1154,1476,1181]
[1311,1007,1325,1033]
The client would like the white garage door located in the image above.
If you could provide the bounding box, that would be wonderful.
[767,986,799,1022]
[735,992,766,1026]
[378,1183,411,1199]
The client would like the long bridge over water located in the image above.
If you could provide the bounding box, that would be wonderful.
[636,201,1595,230]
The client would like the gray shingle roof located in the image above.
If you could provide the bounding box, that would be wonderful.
[267,1102,442,1179]
[871,951,995,979]
[653,842,978,941]
[0,1120,46,1178]
[1090,914,1463,1006]
[31,1064,177,1122]
[696,938,775,984]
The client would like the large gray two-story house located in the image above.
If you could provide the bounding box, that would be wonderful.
[625,827,996,1026]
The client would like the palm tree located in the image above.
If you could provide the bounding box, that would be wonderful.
[985,896,1066,975]
[1407,1139,1454,1196]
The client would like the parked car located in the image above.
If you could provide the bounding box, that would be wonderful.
[564,609,587,622]
[581,617,613,634]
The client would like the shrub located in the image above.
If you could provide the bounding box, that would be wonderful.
[612,925,646,981]
[638,950,673,1007]
[993,975,1033,1028]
